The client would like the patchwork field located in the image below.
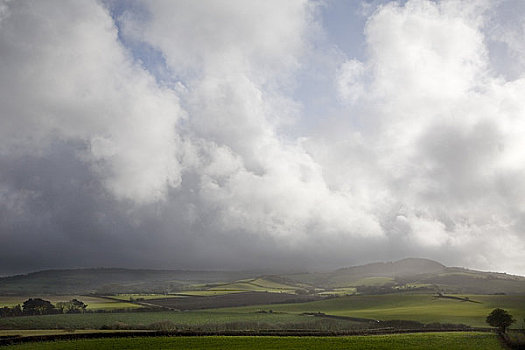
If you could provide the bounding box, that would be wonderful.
[0,333,503,350]
[208,293,525,327]
[2,293,524,331]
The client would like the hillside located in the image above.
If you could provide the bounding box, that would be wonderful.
[285,258,525,295]
[0,269,258,295]
[1,258,524,295]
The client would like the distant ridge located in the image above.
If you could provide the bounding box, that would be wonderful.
[285,258,525,294]
[1,258,524,295]
[336,258,446,277]
[0,268,259,295]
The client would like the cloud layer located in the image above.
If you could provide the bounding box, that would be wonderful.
[1,0,525,275]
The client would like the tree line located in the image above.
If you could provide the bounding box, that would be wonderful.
[0,298,87,317]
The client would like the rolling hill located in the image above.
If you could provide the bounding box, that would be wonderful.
[286,258,525,294]
[0,268,258,295]
[1,258,524,295]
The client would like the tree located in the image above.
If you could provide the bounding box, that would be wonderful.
[486,308,515,333]
[0,304,23,318]
[69,299,87,313]
[56,299,88,313]
[22,298,55,315]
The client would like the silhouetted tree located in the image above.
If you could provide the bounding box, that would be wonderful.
[1,304,26,317]
[70,298,87,313]
[486,308,515,333]
[56,299,88,313]
[22,298,55,315]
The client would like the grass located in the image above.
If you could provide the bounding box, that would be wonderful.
[2,293,523,333]
[346,277,394,287]
[0,333,503,349]
[209,278,297,294]
[174,291,245,297]
[209,293,525,327]
[318,287,357,296]
[250,278,297,291]
[0,296,139,310]
[111,294,183,301]
[0,329,149,337]
[0,311,313,330]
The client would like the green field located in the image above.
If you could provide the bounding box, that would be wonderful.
[318,287,357,296]
[209,278,298,293]
[0,333,503,349]
[2,293,524,330]
[0,296,139,310]
[0,329,149,337]
[111,294,183,301]
[209,293,525,327]
[344,277,394,287]
[0,311,336,330]
[174,290,246,297]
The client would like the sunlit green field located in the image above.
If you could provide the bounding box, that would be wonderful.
[0,296,139,310]
[174,290,246,296]
[209,293,525,327]
[0,333,502,350]
[208,278,298,293]
[111,294,183,301]
[318,287,357,296]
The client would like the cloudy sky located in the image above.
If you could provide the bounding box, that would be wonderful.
[1,0,525,275]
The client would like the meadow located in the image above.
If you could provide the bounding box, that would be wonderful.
[2,292,524,332]
[208,293,525,327]
[208,278,299,293]
[0,333,503,350]
[0,310,339,330]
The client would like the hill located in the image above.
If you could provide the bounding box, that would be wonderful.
[286,258,525,294]
[1,258,524,295]
[0,268,258,295]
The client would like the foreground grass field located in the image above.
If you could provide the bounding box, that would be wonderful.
[0,333,503,350]
[211,293,525,327]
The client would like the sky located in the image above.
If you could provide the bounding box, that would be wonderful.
[1,0,525,276]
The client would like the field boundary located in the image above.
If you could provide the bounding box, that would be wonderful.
[0,328,494,346]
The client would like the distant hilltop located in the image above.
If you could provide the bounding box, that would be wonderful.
[336,258,446,277]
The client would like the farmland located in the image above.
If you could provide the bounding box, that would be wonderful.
[144,291,319,310]
[1,293,524,331]
[0,310,333,330]
[1,259,524,349]
[0,333,503,349]
[210,293,525,327]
